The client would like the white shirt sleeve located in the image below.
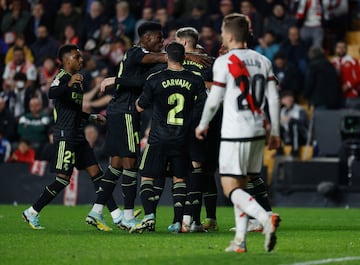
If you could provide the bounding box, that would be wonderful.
[266,77,280,137]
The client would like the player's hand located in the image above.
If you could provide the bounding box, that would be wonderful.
[89,114,106,125]
[195,126,208,140]
[268,135,281,150]
[186,53,214,68]
[68,73,83,87]
[100,77,115,93]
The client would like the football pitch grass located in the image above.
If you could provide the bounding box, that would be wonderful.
[1,205,359,265]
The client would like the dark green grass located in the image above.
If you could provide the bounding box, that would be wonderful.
[1,205,360,265]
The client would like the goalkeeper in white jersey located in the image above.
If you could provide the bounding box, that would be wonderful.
[195,13,281,253]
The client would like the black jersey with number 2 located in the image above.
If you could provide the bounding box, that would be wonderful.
[137,68,206,145]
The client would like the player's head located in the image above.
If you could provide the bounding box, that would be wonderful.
[221,13,250,48]
[138,22,163,52]
[175,27,199,49]
[58,44,83,73]
[166,42,185,64]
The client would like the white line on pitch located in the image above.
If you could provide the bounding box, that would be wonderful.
[284,256,360,265]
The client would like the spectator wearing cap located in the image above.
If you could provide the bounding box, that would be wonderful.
[280,90,308,157]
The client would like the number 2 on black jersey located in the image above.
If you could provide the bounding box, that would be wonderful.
[167,93,184,125]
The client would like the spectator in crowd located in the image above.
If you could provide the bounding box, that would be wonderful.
[239,0,263,47]
[30,25,59,68]
[38,57,59,95]
[5,33,34,64]
[295,0,323,49]
[0,128,11,163]
[0,96,17,141]
[263,3,296,43]
[303,46,342,109]
[25,2,51,45]
[62,24,79,46]
[273,51,303,99]
[254,31,280,63]
[173,0,208,19]
[79,0,107,49]
[133,6,154,44]
[0,32,9,76]
[322,0,349,54]
[198,24,221,58]
[54,0,82,41]
[280,90,308,157]
[17,97,50,154]
[37,126,55,162]
[154,7,174,39]
[7,72,27,119]
[8,138,35,166]
[280,26,308,79]
[213,0,234,35]
[1,0,30,35]
[2,46,37,92]
[85,124,107,162]
[162,26,177,48]
[110,1,136,41]
[331,41,360,100]
[183,4,211,32]
[107,36,130,74]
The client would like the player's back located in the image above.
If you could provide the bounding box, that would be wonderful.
[144,68,206,145]
[214,48,275,139]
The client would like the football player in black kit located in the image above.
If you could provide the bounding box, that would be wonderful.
[86,22,213,231]
[22,45,120,230]
[129,42,206,233]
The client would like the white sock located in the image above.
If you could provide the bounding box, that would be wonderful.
[111,208,122,220]
[29,206,38,215]
[182,215,192,225]
[124,209,134,220]
[91,203,104,214]
[233,205,248,243]
[230,188,269,226]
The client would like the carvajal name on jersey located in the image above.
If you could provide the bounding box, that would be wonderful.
[162,79,192,90]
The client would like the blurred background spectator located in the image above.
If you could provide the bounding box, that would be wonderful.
[8,138,35,165]
[0,127,11,163]
[0,95,16,141]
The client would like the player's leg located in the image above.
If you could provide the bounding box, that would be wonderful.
[86,156,122,231]
[23,140,73,229]
[202,172,218,231]
[119,113,140,229]
[168,153,187,233]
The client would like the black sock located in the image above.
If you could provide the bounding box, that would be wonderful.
[140,179,155,215]
[189,167,203,224]
[91,171,118,212]
[121,168,138,210]
[95,166,121,205]
[172,181,186,223]
[247,176,272,212]
[153,177,165,209]
[203,174,217,220]
[33,176,70,212]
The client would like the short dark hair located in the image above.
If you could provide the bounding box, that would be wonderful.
[166,42,185,63]
[175,27,199,48]
[58,44,78,62]
[138,22,162,37]
[223,13,250,43]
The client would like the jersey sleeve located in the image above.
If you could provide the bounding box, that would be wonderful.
[137,77,154,110]
[265,62,280,137]
[212,56,227,88]
[48,74,71,99]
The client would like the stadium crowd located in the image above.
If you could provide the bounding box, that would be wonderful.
[0,0,359,163]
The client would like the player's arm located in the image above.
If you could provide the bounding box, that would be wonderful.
[266,75,281,150]
[196,83,225,139]
[136,77,154,113]
[48,75,71,99]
